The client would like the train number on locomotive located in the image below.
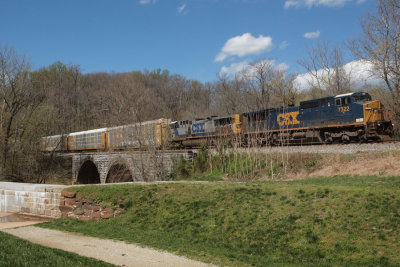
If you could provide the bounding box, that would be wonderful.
[338,106,350,113]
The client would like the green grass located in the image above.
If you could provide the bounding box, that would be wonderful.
[42,175,400,266]
[0,231,114,266]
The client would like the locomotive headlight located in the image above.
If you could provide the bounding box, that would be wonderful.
[365,107,372,110]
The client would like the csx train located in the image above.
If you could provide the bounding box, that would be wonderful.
[41,92,393,152]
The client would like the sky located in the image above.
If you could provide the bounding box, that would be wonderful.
[0,0,377,83]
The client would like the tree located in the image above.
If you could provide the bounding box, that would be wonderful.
[213,74,247,115]
[243,59,297,110]
[349,0,400,124]
[31,61,85,132]
[298,41,351,96]
[0,44,45,174]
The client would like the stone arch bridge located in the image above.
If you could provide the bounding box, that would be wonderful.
[66,151,193,184]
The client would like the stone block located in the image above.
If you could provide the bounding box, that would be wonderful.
[39,208,45,215]
[92,212,101,219]
[102,207,112,212]
[101,212,114,219]
[59,205,73,212]
[49,210,61,218]
[82,203,91,210]
[84,210,92,216]
[68,213,79,219]
[65,198,76,206]
[5,190,15,196]
[91,205,100,212]
[73,208,85,215]
[74,202,82,209]
[45,204,55,210]
[21,207,30,213]
[10,206,21,212]
[45,209,52,217]
[61,191,76,198]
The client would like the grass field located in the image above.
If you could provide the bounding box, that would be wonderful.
[41,175,400,266]
[0,231,114,266]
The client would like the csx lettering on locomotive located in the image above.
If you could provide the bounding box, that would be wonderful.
[277,111,300,127]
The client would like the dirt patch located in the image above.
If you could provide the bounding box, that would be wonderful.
[291,152,400,179]
[0,212,51,230]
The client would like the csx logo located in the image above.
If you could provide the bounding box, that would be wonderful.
[192,123,205,133]
[277,111,300,127]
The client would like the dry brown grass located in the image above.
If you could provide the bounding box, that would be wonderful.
[288,151,400,180]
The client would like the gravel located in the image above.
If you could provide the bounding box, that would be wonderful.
[235,142,400,154]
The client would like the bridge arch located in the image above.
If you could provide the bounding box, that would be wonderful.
[106,158,134,183]
[77,160,101,184]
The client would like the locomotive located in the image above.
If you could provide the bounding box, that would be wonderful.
[41,92,393,152]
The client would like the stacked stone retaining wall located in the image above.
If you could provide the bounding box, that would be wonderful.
[60,190,123,221]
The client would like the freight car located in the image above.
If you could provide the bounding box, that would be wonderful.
[67,128,107,151]
[41,119,171,152]
[108,118,170,150]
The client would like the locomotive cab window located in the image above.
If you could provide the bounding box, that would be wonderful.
[335,98,341,106]
[215,117,232,126]
[353,93,372,103]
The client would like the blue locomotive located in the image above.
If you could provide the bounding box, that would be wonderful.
[169,92,393,147]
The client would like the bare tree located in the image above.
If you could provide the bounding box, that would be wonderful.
[242,59,297,110]
[349,0,400,122]
[0,44,45,171]
[213,74,247,115]
[298,41,351,95]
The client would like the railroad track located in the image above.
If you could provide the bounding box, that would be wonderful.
[55,139,400,157]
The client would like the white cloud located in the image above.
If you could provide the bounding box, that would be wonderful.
[294,60,382,90]
[220,61,250,77]
[304,30,320,39]
[215,33,273,63]
[279,41,289,50]
[139,0,155,4]
[219,59,289,78]
[284,0,364,8]
[178,3,187,14]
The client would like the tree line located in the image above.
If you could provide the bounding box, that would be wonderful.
[0,0,399,182]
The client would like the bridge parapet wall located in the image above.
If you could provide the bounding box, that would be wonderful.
[0,182,67,218]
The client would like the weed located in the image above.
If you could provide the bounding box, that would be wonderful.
[304,160,316,168]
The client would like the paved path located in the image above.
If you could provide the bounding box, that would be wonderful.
[3,226,215,267]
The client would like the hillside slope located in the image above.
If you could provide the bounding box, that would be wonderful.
[42,176,400,266]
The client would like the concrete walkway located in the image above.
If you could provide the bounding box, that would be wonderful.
[3,226,215,267]
[0,212,50,230]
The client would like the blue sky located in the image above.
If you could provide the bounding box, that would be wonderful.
[0,0,376,82]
